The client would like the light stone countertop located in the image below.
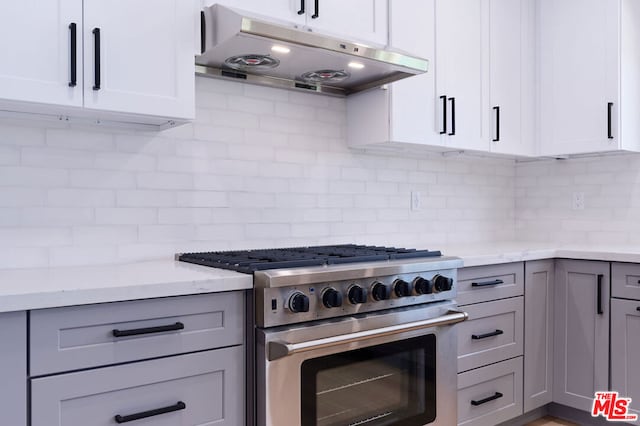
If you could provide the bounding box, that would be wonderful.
[0,259,252,313]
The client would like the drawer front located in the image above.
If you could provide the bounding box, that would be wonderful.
[457,263,524,306]
[612,263,640,300]
[30,292,244,375]
[458,357,523,426]
[457,297,523,373]
[31,346,244,426]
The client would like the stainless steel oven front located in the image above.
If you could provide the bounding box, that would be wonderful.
[256,300,467,426]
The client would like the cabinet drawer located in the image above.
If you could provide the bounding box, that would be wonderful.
[30,292,244,375]
[31,346,244,426]
[457,357,523,426]
[457,263,524,306]
[612,263,640,300]
[457,297,523,373]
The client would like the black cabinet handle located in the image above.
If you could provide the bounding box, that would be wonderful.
[312,0,319,18]
[440,95,447,134]
[471,392,503,406]
[472,329,504,340]
[112,322,184,338]
[298,0,305,14]
[608,102,614,139]
[200,11,206,54]
[68,23,77,87]
[493,106,500,142]
[597,274,604,315]
[636,307,640,312]
[92,28,101,91]
[448,97,456,135]
[471,279,504,288]
[115,401,186,424]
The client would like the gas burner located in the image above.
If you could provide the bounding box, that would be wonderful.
[300,69,350,83]
[224,54,280,70]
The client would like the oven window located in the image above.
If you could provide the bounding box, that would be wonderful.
[301,334,436,426]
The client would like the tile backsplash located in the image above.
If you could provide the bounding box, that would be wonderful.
[0,77,516,268]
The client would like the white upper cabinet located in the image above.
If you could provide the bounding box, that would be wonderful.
[489,0,535,156]
[0,1,83,108]
[208,0,387,46]
[83,0,195,120]
[538,0,640,156]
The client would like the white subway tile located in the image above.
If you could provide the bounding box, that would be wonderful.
[20,208,94,226]
[47,189,115,207]
[0,124,46,146]
[211,109,260,129]
[176,191,228,208]
[70,170,136,189]
[96,208,157,225]
[46,129,114,151]
[0,247,49,268]
[0,188,45,206]
[139,225,196,242]
[195,224,244,240]
[0,227,71,247]
[246,223,291,239]
[228,95,275,115]
[159,208,212,224]
[0,146,20,165]
[49,246,118,267]
[137,172,193,190]
[95,152,156,171]
[292,223,330,237]
[230,192,276,208]
[72,226,138,245]
[22,147,94,169]
[117,190,176,207]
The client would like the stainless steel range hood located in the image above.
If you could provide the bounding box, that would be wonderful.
[196,5,428,97]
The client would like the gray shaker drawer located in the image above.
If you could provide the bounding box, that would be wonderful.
[31,346,244,426]
[30,292,244,375]
[457,297,524,373]
[612,262,640,300]
[457,263,524,306]
[457,357,523,426]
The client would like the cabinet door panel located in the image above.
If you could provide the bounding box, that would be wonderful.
[307,0,387,46]
[539,0,619,155]
[83,0,195,119]
[436,0,486,151]
[0,1,82,107]
[0,312,27,426]
[611,298,640,422]
[553,260,609,412]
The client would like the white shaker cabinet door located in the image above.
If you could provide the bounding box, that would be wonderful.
[305,0,387,46]
[83,0,195,120]
[0,0,83,107]
[539,0,619,155]
[435,0,487,152]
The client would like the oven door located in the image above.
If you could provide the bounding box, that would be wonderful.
[256,301,467,426]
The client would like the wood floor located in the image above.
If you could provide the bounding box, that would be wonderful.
[525,416,578,426]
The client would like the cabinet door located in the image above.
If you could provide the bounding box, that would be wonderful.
[524,260,554,412]
[0,312,27,426]
[539,0,619,155]
[489,0,535,156]
[553,260,609,412]
[435,0,487,151]
[305,0,387,46]
[83,0,195,120]
[206,0,305,26]
[611,298,640,422]
[0,1,82,107]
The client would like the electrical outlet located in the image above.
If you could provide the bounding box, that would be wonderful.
[572,192,585,210]
[411,191,422,211]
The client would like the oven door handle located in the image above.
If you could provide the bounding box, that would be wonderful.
[268,309,468,361]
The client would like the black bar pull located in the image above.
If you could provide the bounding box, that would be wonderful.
[312,0,319,18]
[448,97,456,135]
[68,23,77,87]
[472,329,504,340]
[597,274,604,315]
[471,392,503,406]
[608,102,614,139]
[92,28,101,91]
[200,11,206,54]
[115,401,186,423]
[440,95,447,134]
[471,279,504,288]
[636,307,640,312]
[112,322,184,338]
[298,0,305,14]
[493,106,500,142]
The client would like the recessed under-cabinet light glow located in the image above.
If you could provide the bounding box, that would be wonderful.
[271,45,291,54]
[348,62,365,69]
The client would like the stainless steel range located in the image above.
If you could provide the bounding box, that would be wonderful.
[179,245,467,426]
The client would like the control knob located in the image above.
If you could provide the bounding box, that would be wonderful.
[433,274,454,292]
[393,279,412,297]
[288,292,310,313]
[414,277,434,295]
[322,288,343,308]
[348,285,367,304]
[371,282,389,301]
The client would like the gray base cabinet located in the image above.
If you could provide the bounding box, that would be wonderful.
[31,346,244,426]
[553,260,609,412]
[0,311,27,426]
[523,260,554,412]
